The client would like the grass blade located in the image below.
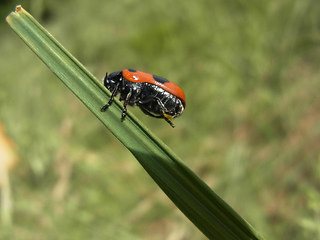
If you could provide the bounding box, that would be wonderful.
[6,5,262,239]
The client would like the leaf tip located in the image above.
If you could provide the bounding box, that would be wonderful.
[6,5,24,23]
[16,5,23,12]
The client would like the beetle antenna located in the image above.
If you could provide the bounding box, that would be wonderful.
[103,72,109,86]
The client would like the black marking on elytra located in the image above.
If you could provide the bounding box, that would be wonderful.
[153,75,169,84]
[128,69,137,72]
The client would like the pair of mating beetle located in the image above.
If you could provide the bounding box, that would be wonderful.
[101,69,185,128]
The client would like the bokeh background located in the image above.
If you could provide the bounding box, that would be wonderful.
[1,0,320,239]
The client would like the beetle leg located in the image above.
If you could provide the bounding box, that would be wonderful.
[164,117,175,128]
[140,106,174,127]
[121,89,133,120]
[140,97,175,127]
[138,97,175,127]
[154,98,175,128]
[101,82,120,112]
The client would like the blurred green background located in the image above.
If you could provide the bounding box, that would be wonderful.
[1,0,320,239]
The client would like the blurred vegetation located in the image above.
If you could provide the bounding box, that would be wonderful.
[1,0,320,239]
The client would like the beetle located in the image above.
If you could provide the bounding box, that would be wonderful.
[100,69,186,127]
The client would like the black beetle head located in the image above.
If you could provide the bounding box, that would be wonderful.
[103,71,122,92]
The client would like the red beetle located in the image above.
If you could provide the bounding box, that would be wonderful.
[101,69,185,127]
